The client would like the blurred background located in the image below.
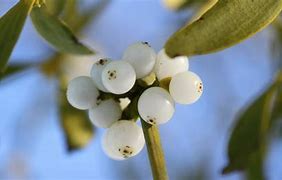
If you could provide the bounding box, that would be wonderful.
[0,0,281,179]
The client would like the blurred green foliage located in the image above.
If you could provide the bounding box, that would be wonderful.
[0,0,110,151]
[223,73,282,179]
[0,0,35,73]
[30,4,94,55]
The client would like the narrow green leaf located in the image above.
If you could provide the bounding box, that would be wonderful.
[0,0,35,73]
[272,72,282,121]
[190,0,218,23]
[45,0,66,16]
[245,152,265,180]
[65,0,111,32]
[63,0,79,22]
[273,91,282,121]
[271,17,282,71]
[163,0,206,10]
[59,86,94,151]
[0,63,32,80]
[165,0,282,57]
[30,4,94,55]
[222,77,281,177]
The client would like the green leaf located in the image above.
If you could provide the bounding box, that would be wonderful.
[62,0,79,22]
[273,91,282,121]
[271,17,282,72]
[245,151,265,180]
[222,73,282,177]
[0,63,32,80]
[165,0,282,57]
[190,0,218,23]
[59,86,95,151]
[163,0,206,11]
[45,0,66,16]
[0,0,35,73]
[30,4,94,55]
[272,73,282,121]
[65,0,111,32]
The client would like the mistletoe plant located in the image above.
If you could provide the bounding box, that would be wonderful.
[0,0,282,179]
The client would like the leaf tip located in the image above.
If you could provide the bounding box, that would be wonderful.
[221,165,232,175]
[164,46,181,58]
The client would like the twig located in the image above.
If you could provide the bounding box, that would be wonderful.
[141,120,168,180]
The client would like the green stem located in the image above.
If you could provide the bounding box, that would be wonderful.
[141,120,168,180]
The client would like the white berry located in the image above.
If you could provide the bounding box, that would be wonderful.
[61,54,101,83]
[88,99,122,128]
[123,42,156,79]
[102,133,124,160]
[102,61,136,94]
[102,120,145,159]
[154,49,189,80]
[169,71,203,104]
[66,76,99,110]
[138,87,175,125]
[90,58,112,92]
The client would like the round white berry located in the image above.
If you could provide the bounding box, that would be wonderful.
[102,61,136,94]
[138,87,175,125]
[102,133,124,160]
[102,120,145,159]
[123,42,156,79]
[154,49,189,81]
[66,76,99,110]
[88,99,122,128]
[61,54,101,83]
[90,58,112,92]
[169,71,203,104]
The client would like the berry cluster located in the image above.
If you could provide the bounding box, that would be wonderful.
[66,42,203,160]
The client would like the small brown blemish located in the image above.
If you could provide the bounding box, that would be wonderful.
[142,41,150,47]
[96,59,108,66]
[147,116,157,125]
[107,70,117,80]
[197,82,203,93]
[119,146,133,158]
